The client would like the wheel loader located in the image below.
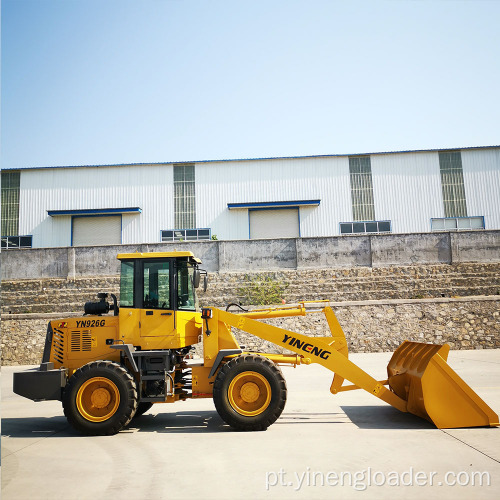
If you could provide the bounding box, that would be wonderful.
[13,251,499,435]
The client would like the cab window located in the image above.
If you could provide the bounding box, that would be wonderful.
[120,261,135,307]
[177,263,198,311]
[143,262,170,309]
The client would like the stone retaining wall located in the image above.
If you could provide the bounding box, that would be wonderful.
[2,297,499,365]
[2,260,499,365]
[2,263,499,315]
[1,318,49,366]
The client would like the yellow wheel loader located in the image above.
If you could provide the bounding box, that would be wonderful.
[13,251,499,435]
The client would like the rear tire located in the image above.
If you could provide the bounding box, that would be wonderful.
[63,361,137,436]
[213,354,287,431]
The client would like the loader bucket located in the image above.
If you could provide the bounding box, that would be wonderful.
[387,341,499,428]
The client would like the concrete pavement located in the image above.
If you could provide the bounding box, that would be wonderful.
[2,349,500,499]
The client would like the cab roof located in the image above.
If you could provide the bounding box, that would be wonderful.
[117,251,202,264]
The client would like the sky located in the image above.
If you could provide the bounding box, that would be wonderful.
[1,0,499,169]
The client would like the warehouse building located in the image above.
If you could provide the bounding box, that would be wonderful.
[1,146,499,249]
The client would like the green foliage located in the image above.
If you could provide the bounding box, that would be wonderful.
[211,234,218,240]
[237,274,288,306]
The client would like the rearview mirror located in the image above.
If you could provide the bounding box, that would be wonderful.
[193,269,201,288]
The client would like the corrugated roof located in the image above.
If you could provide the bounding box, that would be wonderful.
[3,145,499,171]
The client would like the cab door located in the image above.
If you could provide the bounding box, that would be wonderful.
[140,260,175,339]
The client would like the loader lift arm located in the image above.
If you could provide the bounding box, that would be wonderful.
[202,302,499,429]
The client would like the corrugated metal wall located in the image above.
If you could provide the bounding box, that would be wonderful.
[195,156,352,239]
[16,148,500,247]
[19,164,174,247]
[461,148,500,230]
[371,151,444,233]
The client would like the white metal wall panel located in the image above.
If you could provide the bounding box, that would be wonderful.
[72,216,121,246]
[19,164,174,247]
[250,209,299,239]
[371,152,444,233]
[195,156,352,240]
[461,148,500,230]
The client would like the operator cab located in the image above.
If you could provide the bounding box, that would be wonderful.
[116,251,206,349]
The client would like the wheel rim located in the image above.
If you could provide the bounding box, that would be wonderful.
[228,371,271,416]
[76,377,120,422]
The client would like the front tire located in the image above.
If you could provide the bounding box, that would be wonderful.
[213,354,287,431]
[63,361,137,436]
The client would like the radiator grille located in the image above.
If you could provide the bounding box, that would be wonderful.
[70,330,92,352]
[52,328,65,363]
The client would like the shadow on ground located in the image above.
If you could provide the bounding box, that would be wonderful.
[131,411,229,433]
[341,405,435,429]
[2,406,435,439]
[1,411,228,438]
[2,415,70,438]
